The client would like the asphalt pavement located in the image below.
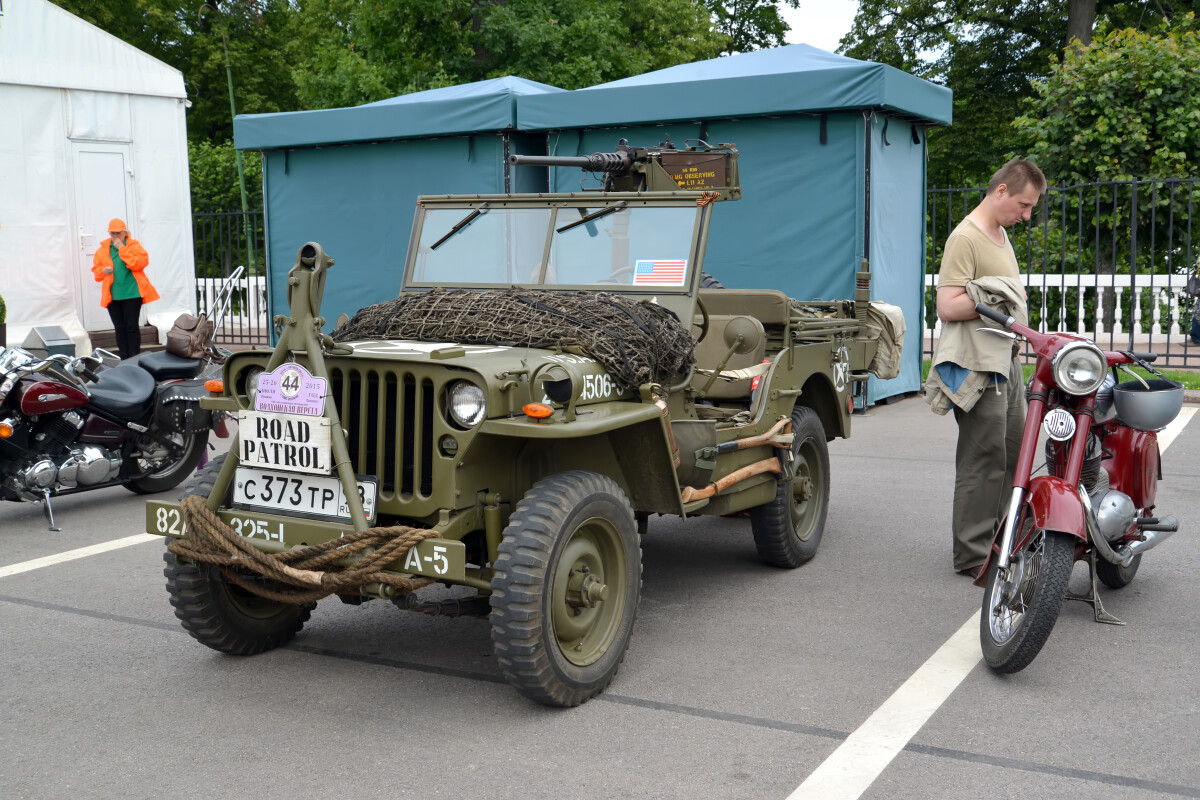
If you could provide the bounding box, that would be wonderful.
[1,397,1197,799]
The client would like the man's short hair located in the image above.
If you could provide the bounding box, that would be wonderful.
[987,159,1046,196]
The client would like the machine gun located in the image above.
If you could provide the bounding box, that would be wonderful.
[510,138,741,201]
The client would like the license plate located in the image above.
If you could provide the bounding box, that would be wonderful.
[233,467,378,524]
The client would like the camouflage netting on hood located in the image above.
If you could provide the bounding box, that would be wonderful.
[330,289,696,393]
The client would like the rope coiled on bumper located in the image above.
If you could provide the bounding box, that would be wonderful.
[169,495,438,605]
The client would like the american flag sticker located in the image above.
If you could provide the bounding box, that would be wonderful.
[633,259,687,285]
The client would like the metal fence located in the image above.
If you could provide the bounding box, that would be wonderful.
[193,210,270,347]
[926,178,1200,369]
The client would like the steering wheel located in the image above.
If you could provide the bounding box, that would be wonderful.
[692,295,710,343]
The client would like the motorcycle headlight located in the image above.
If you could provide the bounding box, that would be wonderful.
[1052,342,1107,396]
[448,381,486,428]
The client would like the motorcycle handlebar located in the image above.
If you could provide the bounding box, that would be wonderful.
[974,303,1014,329]
[1126,351,1158,362]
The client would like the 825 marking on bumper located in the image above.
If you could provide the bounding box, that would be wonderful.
[145,500,467,581]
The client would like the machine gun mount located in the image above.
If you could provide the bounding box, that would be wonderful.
[510,138,741,201]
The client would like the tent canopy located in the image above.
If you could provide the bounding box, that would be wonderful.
[0,0,184,98]
[234,76,563,151]
[234,77,563,325]
[516,45,949,403]
[517,44,951,131]
[0,0,194,354]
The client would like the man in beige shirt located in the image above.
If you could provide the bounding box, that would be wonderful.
[931,159,1046,577]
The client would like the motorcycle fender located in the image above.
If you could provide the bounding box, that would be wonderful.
[976,476,1086,587]
[1025,476,1088,541]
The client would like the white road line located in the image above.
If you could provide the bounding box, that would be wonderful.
[1157,406,1195,453]
[788,613,981,800]
[0,533,158,579]
[789,404,1196,799]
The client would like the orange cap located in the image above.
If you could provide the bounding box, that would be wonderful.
[108,218,126,233]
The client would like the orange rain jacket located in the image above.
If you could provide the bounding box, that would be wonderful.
[92,237,160,307]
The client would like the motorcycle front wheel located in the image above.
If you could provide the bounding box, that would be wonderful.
[980,526,1075,673]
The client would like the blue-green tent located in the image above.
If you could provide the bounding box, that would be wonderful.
[516,44,952,402]
[235,47,949,401]
[233,76,564,322]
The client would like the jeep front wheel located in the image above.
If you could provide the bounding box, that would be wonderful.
[749,405,829,568]
[490,471,641,707]
[163,454,313,655]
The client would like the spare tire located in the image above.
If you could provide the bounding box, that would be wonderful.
[699,273,725,289]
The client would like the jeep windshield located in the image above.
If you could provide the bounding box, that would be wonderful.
[405,200,705,291]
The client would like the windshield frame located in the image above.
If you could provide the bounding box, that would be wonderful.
[403,194,710,296]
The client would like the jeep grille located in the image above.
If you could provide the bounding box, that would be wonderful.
[330,367,435,499]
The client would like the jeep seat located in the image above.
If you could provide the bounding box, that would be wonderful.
[692,314,767,400]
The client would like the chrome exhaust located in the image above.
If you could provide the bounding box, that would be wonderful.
[1117,517,1179,562]
[1081,484,1178,567]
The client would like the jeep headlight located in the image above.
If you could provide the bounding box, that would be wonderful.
[243,366,264,406]
[448,381,486,428]
[1052,342,1106,396]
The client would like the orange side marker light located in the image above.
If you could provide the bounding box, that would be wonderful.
[205,379,224,394]
[523,403,554,420]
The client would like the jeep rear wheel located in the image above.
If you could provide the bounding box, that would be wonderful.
[749,405,829,568]
[490,471,641,707]
[163,455,313,655]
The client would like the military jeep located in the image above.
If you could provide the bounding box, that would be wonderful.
[147,141,883,706]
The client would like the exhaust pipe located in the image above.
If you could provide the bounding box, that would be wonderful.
[1117,516,1179,562]
[1081,486,1179,567]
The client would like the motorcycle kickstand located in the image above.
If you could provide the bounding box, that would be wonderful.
[1064,550,1124,626]
[40,490,62,532]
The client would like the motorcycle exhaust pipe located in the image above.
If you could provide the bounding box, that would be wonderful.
[1118,516,1179,562]
[1081,485,1177,568]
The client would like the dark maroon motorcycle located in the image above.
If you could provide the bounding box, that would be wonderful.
[0,344,229,530]
[973,302,1184,673]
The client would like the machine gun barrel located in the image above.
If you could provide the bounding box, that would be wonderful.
[509,152,633,173]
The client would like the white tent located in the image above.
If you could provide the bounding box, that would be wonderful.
[0,0,196,354]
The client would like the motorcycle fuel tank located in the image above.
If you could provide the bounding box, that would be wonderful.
[18,379,88,415]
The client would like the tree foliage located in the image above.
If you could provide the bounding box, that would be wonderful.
[188,140,263,213]
[52,0,301,143]
[706,0,799,55]
[840,1,1200,186]
[1015,14,1200,182]
[291,0,727,107]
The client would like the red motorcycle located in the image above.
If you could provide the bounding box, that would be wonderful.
[973,302,1184,673]
[0,345,228,530]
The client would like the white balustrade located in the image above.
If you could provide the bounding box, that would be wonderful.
[924,273,1195,344]
[196,275,269,329]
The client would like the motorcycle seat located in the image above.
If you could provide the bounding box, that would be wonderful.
[138,351,205,381]
[88,364,156,418]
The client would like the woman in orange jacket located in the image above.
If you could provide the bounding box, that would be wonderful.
[92,217,159,358]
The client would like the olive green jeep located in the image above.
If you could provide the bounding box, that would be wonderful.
[147,141,885,706]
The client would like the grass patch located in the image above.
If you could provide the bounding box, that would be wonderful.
[922,360,1199,389]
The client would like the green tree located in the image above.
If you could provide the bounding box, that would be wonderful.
[51,1,303,143]
[706,0,799,55]
[1015,15,1200,182]
[189,140,263,213]
[291,0,727,107]
[840,1,1200,186]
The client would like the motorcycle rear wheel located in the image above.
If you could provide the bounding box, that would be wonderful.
[1096,552,1141,589]
[980,526,1075,673]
